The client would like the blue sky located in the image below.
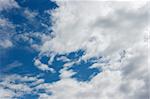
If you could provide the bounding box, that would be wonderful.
[0,0,100,80]
[0,0,101,98]
[0,0,149,99]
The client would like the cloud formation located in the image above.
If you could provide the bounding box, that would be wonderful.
[0,18,15,49]
[37,1,149,99]
[0,0,149,99]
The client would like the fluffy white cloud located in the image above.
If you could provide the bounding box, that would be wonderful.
[37,1,149,99]
[41,1,148,59]
[0,1,149,99]
[36,67,148,99]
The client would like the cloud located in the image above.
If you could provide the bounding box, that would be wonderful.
[0,39,13,48]
[0,87,15,99]
[0,18,15,49]
[0,0,19,11]
[59,68,75,79]
[41,1,148,59]
[34,58,55,72]
[0,61,22,72]
[0,75,33,98]
[0,1,149,99]
[36,1,149,99]
[0,74,45,98]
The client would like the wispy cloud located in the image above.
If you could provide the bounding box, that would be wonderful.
[0,61,22,72]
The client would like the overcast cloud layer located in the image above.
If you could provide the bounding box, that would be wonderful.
[0,0,149,99]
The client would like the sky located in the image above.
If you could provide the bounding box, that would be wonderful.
[0,0,149,99]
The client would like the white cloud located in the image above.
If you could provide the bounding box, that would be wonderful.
[0,0,19,11]
[34,58,55,72]
[37,68,148,99]
[0,74,45,98]
[37,1,149,99]
[0,39,13,48]
[0,18,15,49]
[0,75,32,98]
[23,9,38,20]
[0,1,149,99]
[41,1,149,59]
[59,68,75,79]
[0,87,16,99]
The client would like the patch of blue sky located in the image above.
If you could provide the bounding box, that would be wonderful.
[68,57,101,82]
[1,45,101,82]
[0,47,39,75]
[46,49,101,82]
[41,54,66,83]
[1,8,27,25]
[18,94,39,99]
[0,0,59,77]
[0,0,59,98]
[16,0,58,13]
[66,49,85,60]
[0,8,49,33]
[0,2,103,99]
[0,0,57,34]
[0,47,61,84]
[40,56,49,64]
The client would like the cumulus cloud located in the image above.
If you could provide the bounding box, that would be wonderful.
[37,1,149,99]
[41,1,148,59]
[0,1,149,99]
